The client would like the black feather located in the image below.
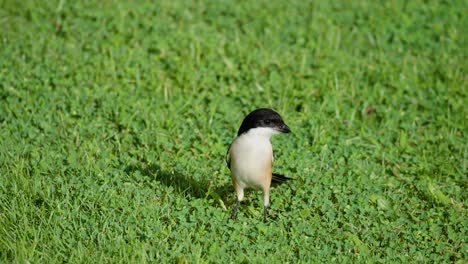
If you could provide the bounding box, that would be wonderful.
[237,108,289,136]
[272,173,293,184]
[226,143,232,169]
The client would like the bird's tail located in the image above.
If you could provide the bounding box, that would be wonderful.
[272,173,293,184]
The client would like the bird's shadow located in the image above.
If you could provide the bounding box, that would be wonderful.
[124,163,233,206]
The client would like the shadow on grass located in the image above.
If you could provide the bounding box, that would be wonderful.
[124,163,232,204]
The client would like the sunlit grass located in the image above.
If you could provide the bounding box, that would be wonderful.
[0,0,466,262]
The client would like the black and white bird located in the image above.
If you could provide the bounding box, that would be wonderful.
[226,108,292,222]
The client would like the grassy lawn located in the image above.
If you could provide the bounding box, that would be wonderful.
[1,0,466,262]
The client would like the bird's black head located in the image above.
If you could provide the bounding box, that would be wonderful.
[237,108,291,136]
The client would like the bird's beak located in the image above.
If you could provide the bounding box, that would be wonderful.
[280,124,291,133]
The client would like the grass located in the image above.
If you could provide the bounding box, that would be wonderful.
[0,0,466,262]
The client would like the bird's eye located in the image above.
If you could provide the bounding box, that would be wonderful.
[264,119,271,124]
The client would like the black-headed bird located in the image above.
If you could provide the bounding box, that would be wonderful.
[226,108,292,222]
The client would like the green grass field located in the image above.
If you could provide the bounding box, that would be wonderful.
[1,0,466,262]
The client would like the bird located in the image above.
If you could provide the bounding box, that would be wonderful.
[226,108,292,222]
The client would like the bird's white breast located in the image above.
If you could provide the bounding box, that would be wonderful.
[229,128,275,189]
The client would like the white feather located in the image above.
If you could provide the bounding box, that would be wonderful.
[228,127,275,191]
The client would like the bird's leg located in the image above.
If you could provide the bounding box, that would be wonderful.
[230,200,240,220]
[262,189,270,223]
[230,183,244,221]
[263,205,268,222]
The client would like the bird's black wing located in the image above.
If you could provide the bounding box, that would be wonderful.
[272,173,293,183]
[226,143,232,169]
